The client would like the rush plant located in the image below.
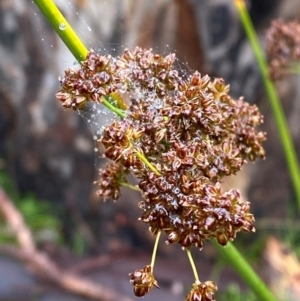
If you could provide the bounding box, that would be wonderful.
[34,1,278,300]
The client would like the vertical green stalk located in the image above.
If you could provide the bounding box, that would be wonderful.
[214,241,277,301]
[34,1,277,300]
[234,0,300,208]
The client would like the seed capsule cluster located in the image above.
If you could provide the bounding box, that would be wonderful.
[128,265,159,297]
[56,47,178,110]
[57,47,266,300]
[96,48,265,249]
[139,177,254,248]
[95,162,126,200]
[186,281,218,301]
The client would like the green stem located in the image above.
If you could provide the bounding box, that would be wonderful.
[150,230,161,268]
[102,98,126,119]
[34,1,127,120]
[33,0,88,62]
[186,249,200,283]
[119,182,140,191]
[214,241,277,301]
[135,152,160,175]
[235,0,300,208]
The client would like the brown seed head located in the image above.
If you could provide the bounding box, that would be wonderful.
[129,265,159,297]
[95,162,127,200]
[58,47,264,250]
[267,19,300,80]
[186,281,217,301]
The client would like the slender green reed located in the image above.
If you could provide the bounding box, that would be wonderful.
[234,0,300,208]
[34,0,88,61]
[213,241,276,301]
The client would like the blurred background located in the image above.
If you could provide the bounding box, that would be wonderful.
[1,0,300,300]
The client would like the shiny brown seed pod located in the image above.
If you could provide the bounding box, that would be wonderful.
[129,265,159,297]
[186,281,217,301]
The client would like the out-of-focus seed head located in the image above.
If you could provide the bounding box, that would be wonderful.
[95,162,127,201]
[129,265,159,297]
[267,19,300,80]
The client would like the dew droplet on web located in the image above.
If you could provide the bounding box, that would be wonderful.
[153,98,163,109]
[78,102,119,143]
[59,23,66,30]
[94,148,98,152]
[87,26,92,32]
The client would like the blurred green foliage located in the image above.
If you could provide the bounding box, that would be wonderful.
[217,283,256,301]
[72,230,86,255]
[0,169,63,245]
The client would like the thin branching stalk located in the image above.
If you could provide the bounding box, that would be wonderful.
[186,249,200,283]
[234,0,300,208]
[34,1,278,300]
[135,152,160,175]
[150,230,161,268]
[102,97,126,119]
[119,182,140,192]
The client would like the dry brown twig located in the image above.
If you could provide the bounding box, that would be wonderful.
[0,187,133,301]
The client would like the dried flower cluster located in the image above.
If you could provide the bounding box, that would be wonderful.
[56,47,266,300]
[186,281,218,301]
[129,265,159,297]
[266,19,300,80]
[56,47,177,110]
[94,162,127,200]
